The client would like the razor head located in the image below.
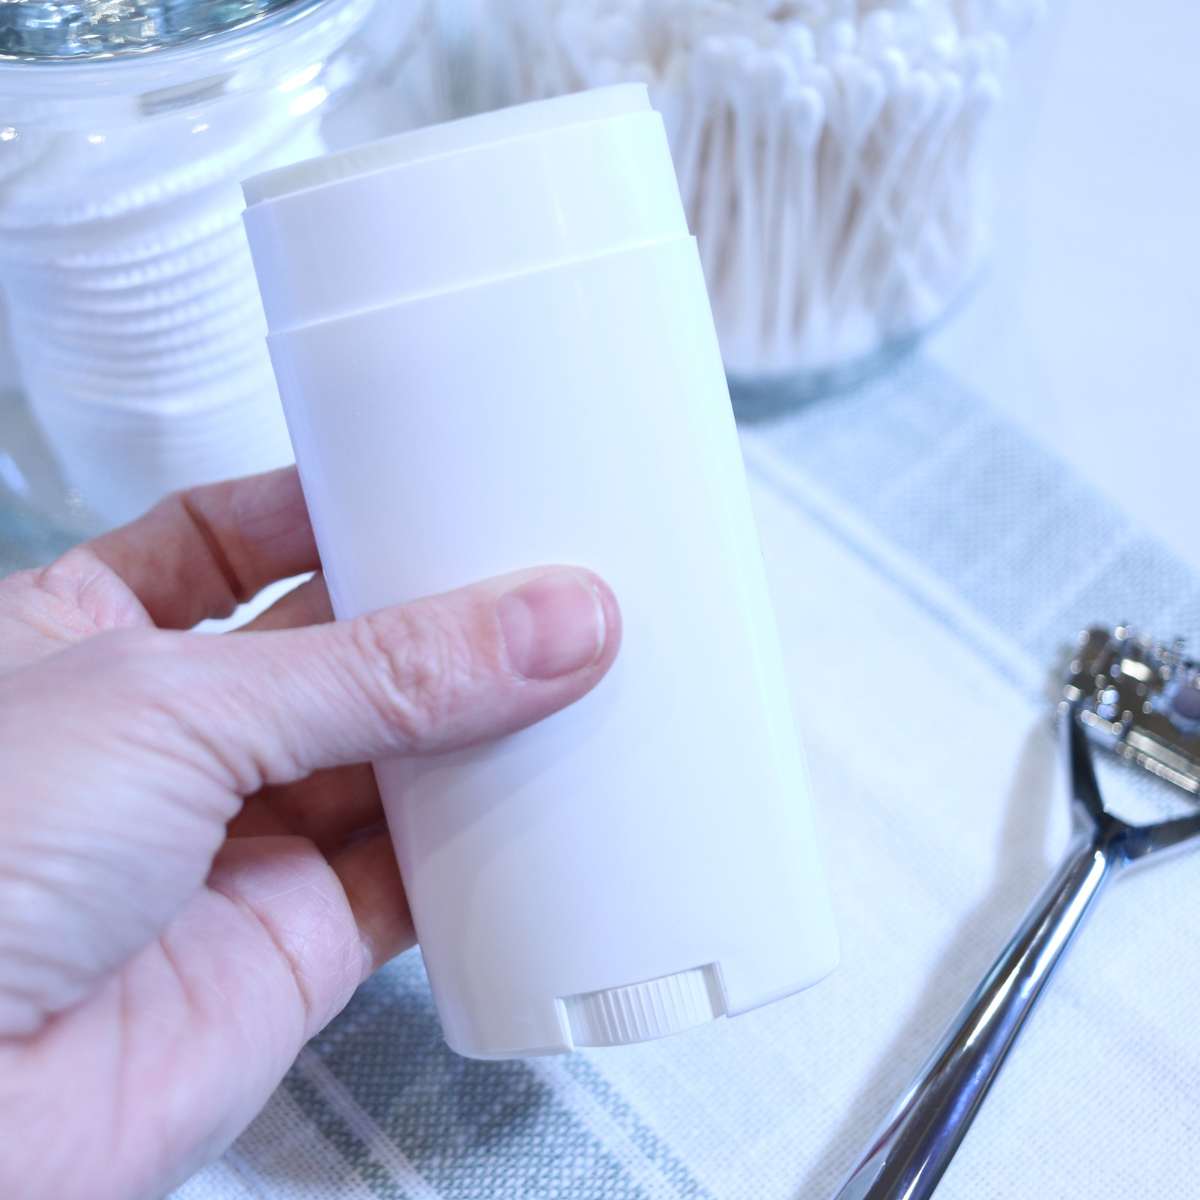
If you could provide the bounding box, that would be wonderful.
[1064,626,1200,796]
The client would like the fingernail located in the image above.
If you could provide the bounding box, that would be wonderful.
[498,570,608,680]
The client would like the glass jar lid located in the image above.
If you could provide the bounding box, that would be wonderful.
[0,1,329,61]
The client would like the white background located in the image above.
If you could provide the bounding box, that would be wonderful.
[931,0,1200,571]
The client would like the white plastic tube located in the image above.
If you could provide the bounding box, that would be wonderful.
[243,85,837,1060]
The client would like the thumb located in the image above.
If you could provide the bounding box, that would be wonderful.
[161,565,621,794]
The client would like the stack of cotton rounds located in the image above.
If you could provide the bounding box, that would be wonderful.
[0,0,377,524]
[0,129,312,523]
[413,0,1040,383]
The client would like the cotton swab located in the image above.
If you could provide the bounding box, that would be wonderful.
[869,67,964,313]
[669,47,713,203]
[828,68,937,323]
[771,84,826,361]
[726,36,771,358]
[754,50,799,352]
[814,56,886,292]
[694,37,737,304]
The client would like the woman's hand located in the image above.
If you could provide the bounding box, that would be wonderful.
[0,466,620,1200]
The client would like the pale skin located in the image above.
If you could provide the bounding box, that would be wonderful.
[0,466,621,1200]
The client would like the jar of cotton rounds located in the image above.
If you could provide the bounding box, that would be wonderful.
[0,0,415,535]
[401,0,1041,411]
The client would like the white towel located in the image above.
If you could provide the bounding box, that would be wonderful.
[175,356,1200,1200]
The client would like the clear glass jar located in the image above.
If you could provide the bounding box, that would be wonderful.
[388,1,1039,414]
[0,0,406,551]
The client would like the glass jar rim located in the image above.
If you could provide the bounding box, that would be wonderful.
[0,0,333,65]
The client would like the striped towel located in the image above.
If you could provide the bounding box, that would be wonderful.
[163,354,1200,1198]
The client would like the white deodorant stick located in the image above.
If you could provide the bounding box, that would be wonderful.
[242,85,837,1060]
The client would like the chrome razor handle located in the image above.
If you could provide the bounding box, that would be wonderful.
[833,696,1200,1200]
[831,825,1113,1199]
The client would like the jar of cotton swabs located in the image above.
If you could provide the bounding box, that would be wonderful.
[396,0,1042,411]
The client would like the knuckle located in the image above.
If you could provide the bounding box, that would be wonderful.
[350,605,485,750]
[31,548,104,612]
[30,548,147,634]
[33,546,92,590]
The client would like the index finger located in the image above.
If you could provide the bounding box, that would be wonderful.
[86,467,320,629]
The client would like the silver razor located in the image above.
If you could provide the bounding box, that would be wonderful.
[834,625,1200,1200]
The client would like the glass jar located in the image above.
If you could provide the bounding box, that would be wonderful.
[0,0,412,550]
[387,1,1040,414]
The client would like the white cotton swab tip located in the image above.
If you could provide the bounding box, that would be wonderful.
[820,19,857,59]
[837,59,887,142]
[896,69,939,131]
[756,48,796,107]
[696,33,737,90]
[860,8,898,56]
[875,46,910,91]
[782,22,816,66]
[787,83,826,148]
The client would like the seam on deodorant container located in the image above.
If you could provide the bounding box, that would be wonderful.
[262,233,702,337]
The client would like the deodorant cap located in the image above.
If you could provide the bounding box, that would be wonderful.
[242,85,687,333]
